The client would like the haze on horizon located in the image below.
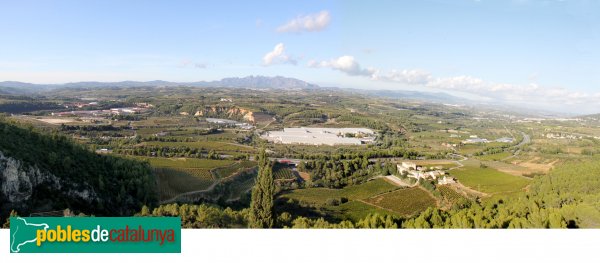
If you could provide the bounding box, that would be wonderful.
[1,0,599,114]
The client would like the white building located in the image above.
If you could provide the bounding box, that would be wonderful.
[438,176,456,185]
[397,161,446,181]
[262,127,375,146]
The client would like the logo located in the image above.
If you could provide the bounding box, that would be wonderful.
[10,217,181,253]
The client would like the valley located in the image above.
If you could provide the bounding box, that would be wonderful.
[2,79,600,228]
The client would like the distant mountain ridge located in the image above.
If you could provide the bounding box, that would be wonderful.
[193,76,319,89]
[0,75,319,94]
[365,89,468,104]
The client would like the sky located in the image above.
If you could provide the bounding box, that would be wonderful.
[1,0,599,114]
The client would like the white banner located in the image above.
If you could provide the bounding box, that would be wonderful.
[2,229,598,263]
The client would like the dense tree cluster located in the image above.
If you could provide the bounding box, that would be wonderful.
[0,101,63,114]
[336,114,388,130]
[0,119,158,218]
[139,203,248,228]
[299,157,371,188]
[138,203,402,229]
[298,156,397,188]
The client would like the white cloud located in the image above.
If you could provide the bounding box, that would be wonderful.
[262,43,297,66]
[373,69,432,85]
[308,55,600,108]
[276,11,331,33]
[308,56,375,76]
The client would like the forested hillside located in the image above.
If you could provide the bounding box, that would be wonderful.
[0,117,157,219]
[404,158,600,228]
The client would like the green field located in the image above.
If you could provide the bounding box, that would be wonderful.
[156,167,215,200]
[364,187,437,216]
[143,141,254,153]
[143,157,250,201]
[327,200,398,222]
[449,166,530,195]
[225,173,257,201]
[144,157,235,169]
[279,179,409,220]
[437,185,465,203]
[281,179,400,205]
[212,160,257,179]
[476,152,512,161]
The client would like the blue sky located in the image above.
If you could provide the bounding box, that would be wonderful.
[1,0,599,113]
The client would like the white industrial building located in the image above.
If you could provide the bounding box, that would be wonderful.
[262,127,375,146]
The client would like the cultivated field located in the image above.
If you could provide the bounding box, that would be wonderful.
[449,165,530,195]
[143,141,255,153]
[273,164,297,180]
[363,187,437,216]
[156,167,215,200]
[438,185,466,204]
[141,157,254,201]
[279,179,404,220]
[144,157,235,169]
[212,160,257,179]
[281,179,400,204]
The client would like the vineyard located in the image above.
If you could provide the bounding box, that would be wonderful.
[273,164,296,180]
[212,160,257,179]
[364,187,436,216]
[145,157,236,169]
[147,158,255,201]
[144,141,255,153]
[225,173,257,201]
[156,167,216,200]
[449,165,530,195]
[437,185,465,204]
[280,179,400,205]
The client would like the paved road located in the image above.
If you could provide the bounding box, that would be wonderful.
[448,153,467,170]
[502,131,530,161]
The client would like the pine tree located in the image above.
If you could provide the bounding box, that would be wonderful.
[249,147,274,228]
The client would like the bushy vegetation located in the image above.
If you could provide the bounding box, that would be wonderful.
[0,118,157,218]
[0,97,62,113]
[299,157,371,188]
[404,158,600,228]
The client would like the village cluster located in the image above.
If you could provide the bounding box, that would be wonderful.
[396,161,456,185]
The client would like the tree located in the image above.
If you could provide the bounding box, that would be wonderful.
[249,147,275,228]
[140,205,151,216]
[2,210,18,228]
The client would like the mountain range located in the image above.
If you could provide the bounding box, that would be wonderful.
[4,75,550,115]
[0,75,319,94]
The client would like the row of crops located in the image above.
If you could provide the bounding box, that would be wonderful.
[437,185,465,204]
[213,161,257,179]
[364,187,436,216]
[272,164,297,180]
[150,158,257,201]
